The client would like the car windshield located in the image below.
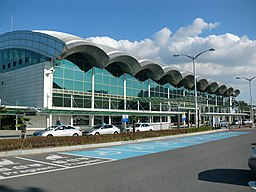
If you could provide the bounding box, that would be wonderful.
[44,126,58,131]
[135,123,141,127]
[92,124,103,129]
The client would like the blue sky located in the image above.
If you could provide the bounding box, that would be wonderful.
[0,0,256,103]
[1,0,255,40]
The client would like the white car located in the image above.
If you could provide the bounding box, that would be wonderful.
[82,124,120,135]
[33,125,82,137]
[220,120,229,128]
[242,119,253,125]
[125,123,153,132]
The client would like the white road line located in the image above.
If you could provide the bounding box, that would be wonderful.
[0,167,67,181]
[59,152,115,160]
[0,159,116,181]
[15,156,69,168]
[101,148,153,153]
[68,159,116,169]
[0,156,116,181]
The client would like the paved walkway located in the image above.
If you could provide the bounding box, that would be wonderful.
[0,130,34,138]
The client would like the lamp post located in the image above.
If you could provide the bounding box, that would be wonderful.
[174,48,215,127]
[236,76,256,122]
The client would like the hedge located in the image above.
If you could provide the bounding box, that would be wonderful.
[0,126,213,152]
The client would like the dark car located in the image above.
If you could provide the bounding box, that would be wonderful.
[248,144,256,171]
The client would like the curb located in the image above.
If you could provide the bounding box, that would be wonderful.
[0,129,229,157]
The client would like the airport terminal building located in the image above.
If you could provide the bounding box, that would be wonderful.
[0,30,242,130]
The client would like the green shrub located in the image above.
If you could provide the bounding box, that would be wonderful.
[0,126,212,152]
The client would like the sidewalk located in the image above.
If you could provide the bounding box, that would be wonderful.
[0,130,34,138]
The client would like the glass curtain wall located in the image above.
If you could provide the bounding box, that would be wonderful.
[94,67,124,109]
[51,57,230,115]
[0,48,50,73]
[126,74,148,110]
[53,59,92,108]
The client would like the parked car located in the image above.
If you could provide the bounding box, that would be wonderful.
[125,123,153,132]
[220,120,229,128]
[248,144,256,172]
[242,119,253,125]
[82,124,120,135]
[232,120,241,125]
[33,125,82,137]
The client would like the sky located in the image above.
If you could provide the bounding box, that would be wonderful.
[0,0,256,104]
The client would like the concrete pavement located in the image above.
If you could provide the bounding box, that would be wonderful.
[0,130,34,138]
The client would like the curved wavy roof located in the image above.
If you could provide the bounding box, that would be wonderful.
[0,30,239,97]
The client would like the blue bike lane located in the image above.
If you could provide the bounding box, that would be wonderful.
[61,131,249,160]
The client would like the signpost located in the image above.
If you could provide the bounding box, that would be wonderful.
[122,115,129,132]
[122,115,129,123]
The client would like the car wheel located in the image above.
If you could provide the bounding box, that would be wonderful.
[73,133,79,136]
[95,132,100,135]
[47,134,53,137]
[136,130,140,132]
[113,131,118,134]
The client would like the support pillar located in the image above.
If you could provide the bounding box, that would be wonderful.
[46,114,52,127]
[177,114,180,128]
[89,115,94,127]
[188,110,191,128]
[70,115,73,126]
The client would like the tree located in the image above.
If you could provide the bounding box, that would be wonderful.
[238,101,250,112]
[130,116,139,133]
[0,106,6,130]
[16,115,32,139]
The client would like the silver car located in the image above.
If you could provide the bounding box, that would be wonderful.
[33,125,82,137]
[82,124,120,135]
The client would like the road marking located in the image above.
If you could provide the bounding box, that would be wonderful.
[46,154,67,161]
[0,131,250,181]
[97,151,122,156]
[15,156,69,168]
[0,167,66,180]
[249,181,256,190]
[63,131,250,160]
[0,159,18,167]
[0,155,115,180]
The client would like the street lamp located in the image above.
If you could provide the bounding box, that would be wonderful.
[236,76,256,121]
[174,48,215,128]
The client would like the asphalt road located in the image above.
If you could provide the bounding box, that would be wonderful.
[0,129,255,192]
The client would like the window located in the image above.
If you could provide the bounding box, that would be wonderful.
[25,57,29,63]
[8,63,10,68]
[2,65,5,70]
[13,61,16,66]
[19,59,22,65]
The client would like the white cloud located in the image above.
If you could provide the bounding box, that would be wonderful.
[171,18,219,41]
[87,18,256,103]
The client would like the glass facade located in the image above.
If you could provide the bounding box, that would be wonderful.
[0,31,65,59]
[53,59,92,108]
[94,67,124,109]
[51,57,230,114]
[0,48,51,73]
[0,47,231,115]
